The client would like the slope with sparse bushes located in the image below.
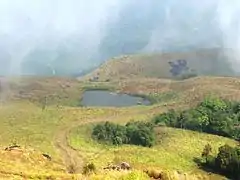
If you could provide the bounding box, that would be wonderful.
[80,48,235,81]
[0,73,240,179]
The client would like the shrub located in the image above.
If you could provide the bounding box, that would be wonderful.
[202,144,240,179]
[201,144,212,161]
[92,121,155,147]
[178,73,198,80]
[151,97,240,140]
[67,164,77,174]
[83,162,96,175]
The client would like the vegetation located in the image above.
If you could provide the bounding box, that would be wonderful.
[81,48,235,81]
[81,83,116,91]
[131,92,178,104]
[2,76,240,179]
[152,96,240,140]
[82,162,96,175]
[69,122,236,179]
[92,121,155,147]
[6,76,83,106]
[201,144,240,179]
[177,72,198,80]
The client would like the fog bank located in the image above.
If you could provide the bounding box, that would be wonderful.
[0,0,239,75]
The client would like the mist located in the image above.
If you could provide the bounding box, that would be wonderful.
[0,0,125,75]
[0,0,239,76]
[216,0,240,72]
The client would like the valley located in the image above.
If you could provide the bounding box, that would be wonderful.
[0,47,239,179]
[0,63,239,179]
[1,1,240,179]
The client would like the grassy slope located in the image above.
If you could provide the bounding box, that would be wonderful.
[4,76,83,106]
[0,101,127,179]
[0,147,71,179]
[117,76,240,106]
[68,123,236,179]
[0,75,240,179]
[80,48,234,81]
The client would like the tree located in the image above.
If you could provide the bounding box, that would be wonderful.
[214,145,240,178]
[200,96,227,112]
[151,97,240,140]
[92,124,107,141]
[202,144,240,178]
[152,109,178,127]
[126,121,155,147]
[92,121,156,147]
[215,144,234,172]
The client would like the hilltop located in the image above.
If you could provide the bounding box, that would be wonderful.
[80,48,236,82]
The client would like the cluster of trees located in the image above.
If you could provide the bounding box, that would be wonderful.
[92,121,155,147]
[152,97,240,140]
[201,144,240,179]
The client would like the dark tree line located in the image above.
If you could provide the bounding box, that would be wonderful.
[201,144,240,179]
[152,97,240,140]
[92,121,155,147]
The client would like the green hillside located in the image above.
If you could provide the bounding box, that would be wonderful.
[0,75,238,179]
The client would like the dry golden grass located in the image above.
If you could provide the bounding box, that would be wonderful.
[80,48,232,81]
[0,75,239,179]
[1,76,82,106]
[0,146,77,179]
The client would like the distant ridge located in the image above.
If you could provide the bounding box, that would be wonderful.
[80,48,236,81]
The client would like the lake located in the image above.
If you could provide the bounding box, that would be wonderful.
[81,90,151,107]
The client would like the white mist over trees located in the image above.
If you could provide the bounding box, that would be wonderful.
[0,0,239,76]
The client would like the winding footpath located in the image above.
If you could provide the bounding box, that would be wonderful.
[53,105,163,174]
[54,115,121,174]
[54,122,84,173]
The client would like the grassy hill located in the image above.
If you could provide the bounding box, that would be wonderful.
[69,124,236,179]
[80,48,236,81]
[0,74,240,179]
[0,146,70,179]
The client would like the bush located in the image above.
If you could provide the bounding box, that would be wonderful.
[178,73,198,80]
[92,121,155,147]
[151,97,240,140]
[126,122,155,147]
[83,162,96,175]
[202,144,240,179]
[67,164,77,174]
[202,144,212,160]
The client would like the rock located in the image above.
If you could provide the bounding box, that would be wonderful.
[116,165,121,171]
[5,145,21,151]
[120,162,131,170]
[111,165,117,170]
[42,153,52,161]
[103,162,131,171]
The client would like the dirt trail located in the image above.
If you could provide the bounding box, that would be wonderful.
[54,122,84,173]
[54,115,121,174]
[53,106,164,174]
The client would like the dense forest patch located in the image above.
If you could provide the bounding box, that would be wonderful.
[92,121,155,147]
[152,96,240,140]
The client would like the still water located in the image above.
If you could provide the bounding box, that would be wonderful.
[81,90,151,107]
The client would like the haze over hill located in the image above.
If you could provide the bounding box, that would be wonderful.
[1,0,240,76]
